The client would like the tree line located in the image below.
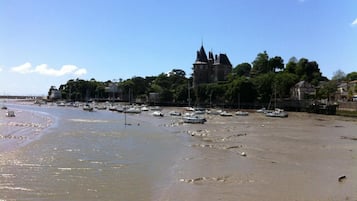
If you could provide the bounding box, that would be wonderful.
[51,51,357,107]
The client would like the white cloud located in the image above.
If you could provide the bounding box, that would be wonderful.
[11,62,33,74]
[0,67,3,72]
[352,18,357,27]
[74,68,87,76]
[10,62,87,77]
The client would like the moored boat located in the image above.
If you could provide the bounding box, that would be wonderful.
[265,108,288,118]
[183,116,206,124]
[220,111,233,116]
[124,107,141,114]
[152,111,164,117]
[6,110,15,117]
[83,104,94,111]
[169,111,181,116]
[235,111,249,116]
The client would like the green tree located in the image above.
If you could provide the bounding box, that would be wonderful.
[268,56,284,72]
[274,72,299,99]
[346,72,357,81]
[296,58,325,85]
[331,69,346,81]
[233,62,252,77]
[285,57,297,74]
[253,72,275,103]
[225,77,256,107]
[251,51,269,76]
[316,80,337,101]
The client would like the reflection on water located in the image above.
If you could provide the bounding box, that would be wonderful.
[0,105,182,201]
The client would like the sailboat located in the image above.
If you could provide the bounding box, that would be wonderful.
[265,84,288,118]
[235,93,249,116]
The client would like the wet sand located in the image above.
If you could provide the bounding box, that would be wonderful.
[0,106,53,152]
[156,109,357,201]
[1,104,357,200]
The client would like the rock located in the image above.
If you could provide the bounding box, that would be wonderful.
[338,175,346,182]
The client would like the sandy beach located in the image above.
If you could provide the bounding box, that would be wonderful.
[0,105,53,152]
[1,103,357,200]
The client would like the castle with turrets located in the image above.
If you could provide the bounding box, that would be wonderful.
[192,45,232,87]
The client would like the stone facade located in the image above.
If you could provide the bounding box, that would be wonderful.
[291,81,316,100]
[192,45,232,87]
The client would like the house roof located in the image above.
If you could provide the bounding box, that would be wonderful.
[294,80,313,88]
[214,53,232,66]
[195,45,208,63]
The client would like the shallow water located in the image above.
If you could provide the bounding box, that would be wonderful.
[0,104,184,200]
[2,104,357,201]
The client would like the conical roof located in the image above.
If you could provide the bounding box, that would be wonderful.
[195,45,208,63]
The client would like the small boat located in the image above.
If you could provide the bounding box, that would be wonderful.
[169,111,181,116]
[108,105,117,111]
[95,105,107,110]
[124,107,141,114]
[152,111,164,117]
[220,111,233,116]
[235,111,249,116]
[141,106,149,111]
[57,102,66,107]
[183,116,206,124]
[265,108,288,118]
[6,110,15,117]
[83,104,94,111]
[194,109,205,115]
[150,106,162,111]
[116,106,124,113]
[256,107,266,113]
[185,107,195,111]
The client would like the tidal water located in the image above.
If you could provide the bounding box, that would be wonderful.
[0,104,185,201]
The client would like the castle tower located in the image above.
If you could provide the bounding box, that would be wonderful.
[192,45,232,87]
[192,45,210,88]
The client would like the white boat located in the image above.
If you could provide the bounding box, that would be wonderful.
[194,109,205,115]
[116,106,125,113]
[108,105,117,111]
[235,111,249,116]
[185,107,195,111]
[141,106,149,111]
[183,116,206,124]
[220,111,233,116]
[124,107,141,114]
[6,110,15,117]
[150,106,162,111]
[169,111,181,116]
[152,111,164,117]
[256,107,266,113]
[83,104,94,111]
[57,102,66,107]
[265,108,288,118]
[95,105,107,110]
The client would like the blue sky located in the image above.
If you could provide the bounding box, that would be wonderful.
[1,0,356,95]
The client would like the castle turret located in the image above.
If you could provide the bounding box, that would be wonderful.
[192,45,232,87]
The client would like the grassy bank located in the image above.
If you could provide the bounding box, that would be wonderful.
[336,110,357,118]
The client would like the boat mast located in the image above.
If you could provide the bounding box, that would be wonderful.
[188,80,191,107]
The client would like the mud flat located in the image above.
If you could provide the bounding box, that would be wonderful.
[156,110,357,201]
[0,107,53,153]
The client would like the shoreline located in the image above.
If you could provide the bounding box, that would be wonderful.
[0,106,54,153]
